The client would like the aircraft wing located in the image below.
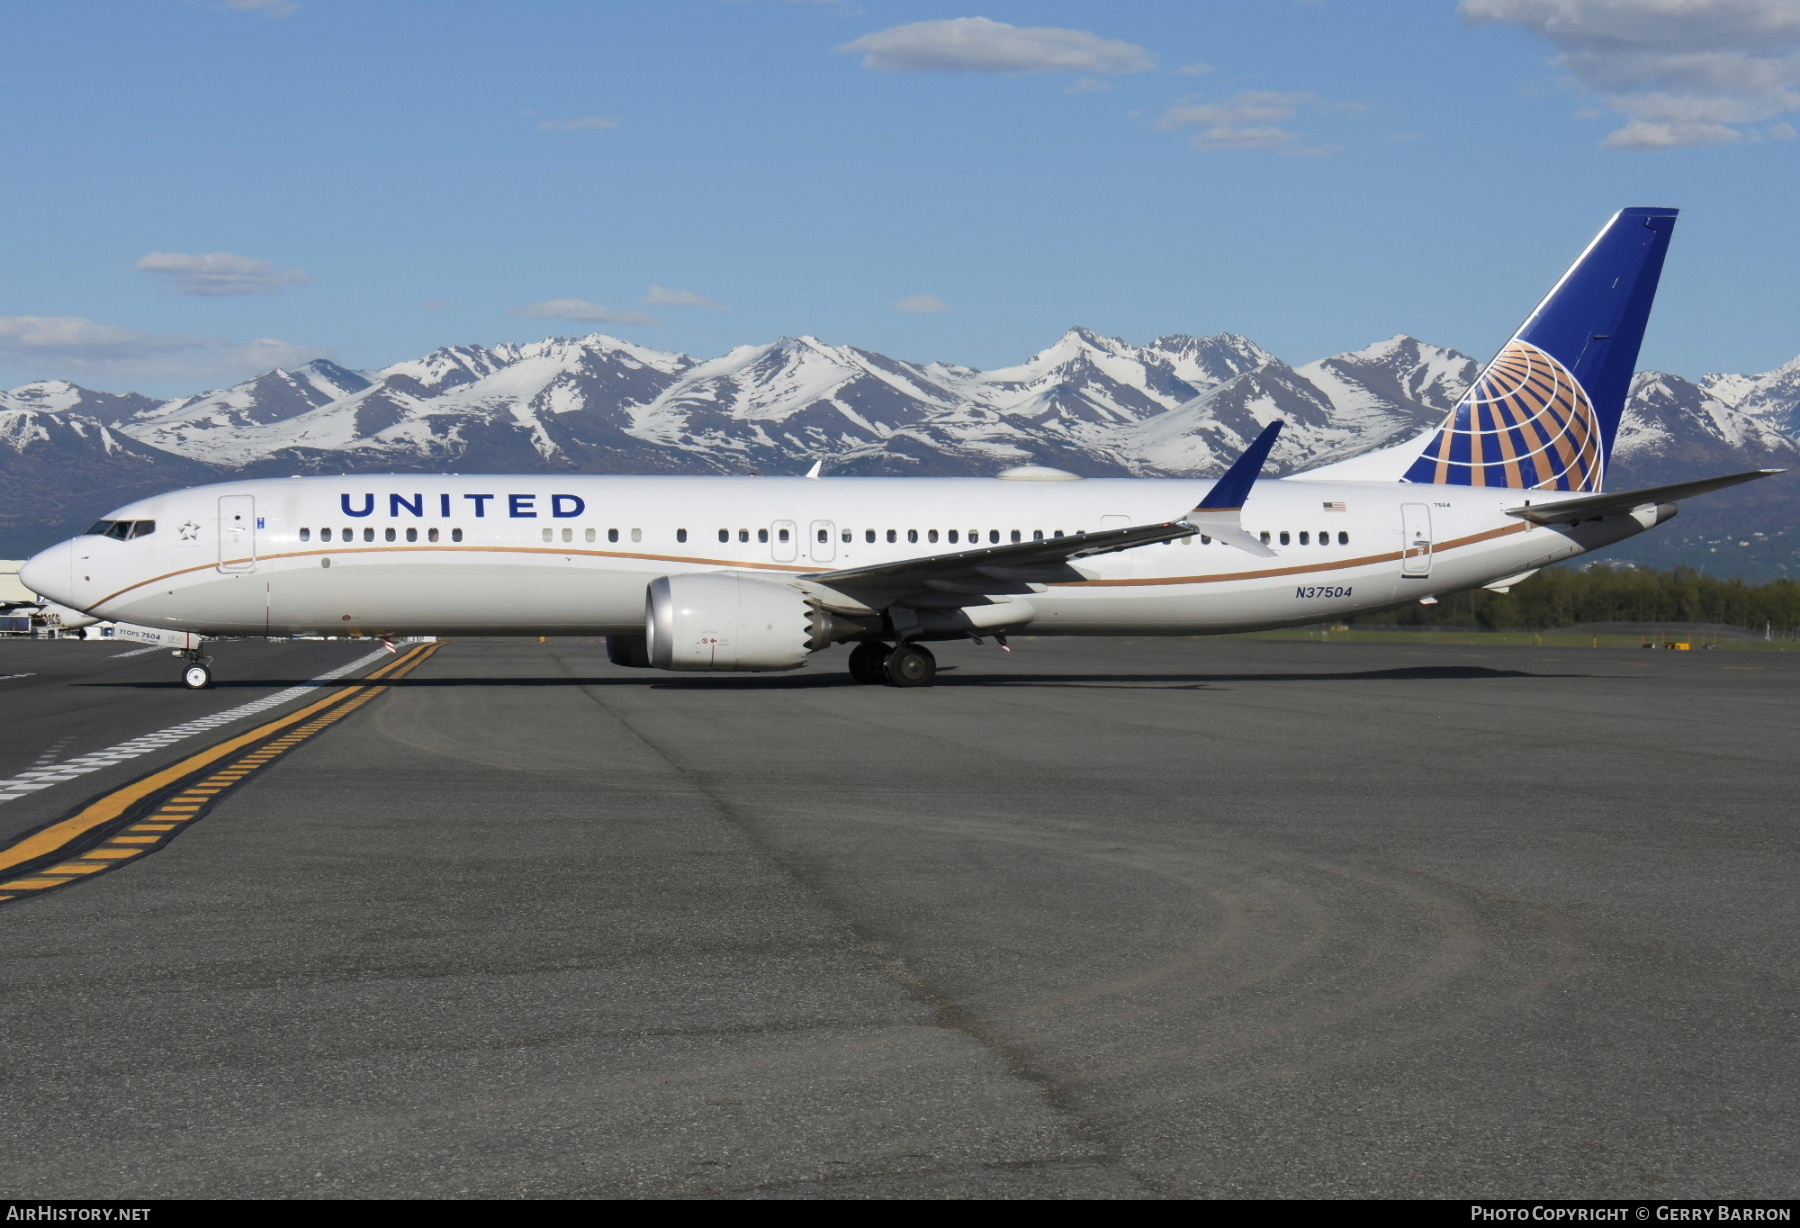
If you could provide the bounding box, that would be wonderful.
[1506,469,1784,525]
[803,420,1287,607]
[803,520,1194,599]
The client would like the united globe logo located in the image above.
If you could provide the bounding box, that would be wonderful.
[1403,339,1604,492]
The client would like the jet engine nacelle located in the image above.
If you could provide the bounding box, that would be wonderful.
[646,573,853,672]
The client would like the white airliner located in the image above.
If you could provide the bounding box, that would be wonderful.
[20,208,1780,688]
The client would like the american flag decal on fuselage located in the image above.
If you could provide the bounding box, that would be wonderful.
[1402,339,1604,492]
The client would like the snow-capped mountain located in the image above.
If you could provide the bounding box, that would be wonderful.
[4,328,1798,577]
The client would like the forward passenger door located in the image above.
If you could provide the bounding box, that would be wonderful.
[217,495,257,573]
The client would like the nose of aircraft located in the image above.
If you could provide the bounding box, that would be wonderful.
[19,539,77,609]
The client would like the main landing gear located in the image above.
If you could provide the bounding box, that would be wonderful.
[847,641,937,688]
[176,648,213,690]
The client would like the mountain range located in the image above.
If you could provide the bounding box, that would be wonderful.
[4,328,1797,578]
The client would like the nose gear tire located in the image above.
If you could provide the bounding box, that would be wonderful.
[182,664,213,690]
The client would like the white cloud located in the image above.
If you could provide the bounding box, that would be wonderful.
[1175,62,1214,76]
[893,293,949,313]
[539,116,622,131]
[0,315,328,387]
[1461,0,1800,150]
[1156,91,1341,155]
[514,299,663,326]
[134,251,309,296]
[838,17,1155,75]
[1064,77,1114,94]
[644,285,729,310]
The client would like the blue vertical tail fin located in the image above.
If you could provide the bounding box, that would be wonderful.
[1403,207,1678,492]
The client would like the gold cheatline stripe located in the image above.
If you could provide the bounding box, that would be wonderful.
[89,545,820,609]
[0,644,438,877]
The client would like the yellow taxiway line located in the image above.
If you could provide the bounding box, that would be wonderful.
[0,642,441,904]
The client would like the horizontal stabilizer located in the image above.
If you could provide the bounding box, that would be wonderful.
[1506,469,1783,525]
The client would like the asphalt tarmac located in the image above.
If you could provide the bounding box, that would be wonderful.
[0,635,1794,1199]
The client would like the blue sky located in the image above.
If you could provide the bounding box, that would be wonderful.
[2,0,1797,395]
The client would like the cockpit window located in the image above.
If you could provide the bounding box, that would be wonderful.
[84,519,154,540]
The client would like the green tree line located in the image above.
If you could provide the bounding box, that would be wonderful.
[1354,566,1800,632]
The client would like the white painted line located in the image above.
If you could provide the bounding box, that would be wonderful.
[0,648,391,806]
[109,647,163,659]
[0,674,35,682]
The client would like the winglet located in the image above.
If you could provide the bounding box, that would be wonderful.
[1185,421,1283,557]
[805,459,823,479]
[1196,420,1283,510]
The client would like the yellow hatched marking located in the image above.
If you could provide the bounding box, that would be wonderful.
[130,824,178,832]
[0,878,71,890]
[47,863,108,875]
[0,644,438,887]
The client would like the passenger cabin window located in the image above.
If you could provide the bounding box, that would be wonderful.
[776,528,788,543]
[887,530,897,543]
[429,528,440,543]
[1011,530,1022,543]
[990,530,1000,544]
[452,528,464,543]
[300,528,311,542]
[908,530,918,544]
[542,528,553,542]
[676,528,688,543]
[562,527,572,543]
[1259,531,1270,545]
[631,528,642,543]
[321,528,332,542]
[948,530,958,544]
[1338,531,1350,545]
[841,529,851,543]
[406,528,418,543]
[363,527,375,543]
[1279,531,1290,546]
[865,529,876,543]
[927,529,938,543]
[384,528,397,543]
[739,530,749,542]
[608,528,619,543]
[1299,531,1309,545]
[586,528,596,543]
[1033,530,1044,541]
[817,528,828,544]
[759,528,769,543]
[719,529,729,543]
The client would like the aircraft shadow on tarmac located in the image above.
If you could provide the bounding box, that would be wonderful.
[85,664,1587,692]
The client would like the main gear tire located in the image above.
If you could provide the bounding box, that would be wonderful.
[883,643,937,688]
[848,640,889,684]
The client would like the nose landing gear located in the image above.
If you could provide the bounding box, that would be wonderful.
[846,641,937,688]
[175,648,213,690]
